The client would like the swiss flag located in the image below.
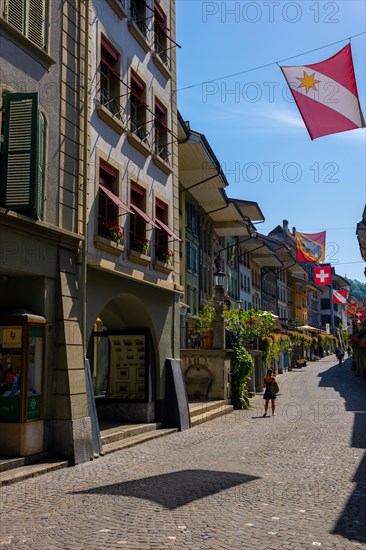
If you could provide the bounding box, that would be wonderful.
[313,265,332,285]
[280,44,365,140]
[356,310,364,323]
[333,289,347,304]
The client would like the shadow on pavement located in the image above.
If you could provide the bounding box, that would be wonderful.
[72,469,259,510]
[318,359,366,544]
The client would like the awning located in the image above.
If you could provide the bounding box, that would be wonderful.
[99,184,134,214]
[155,219,181,241]
[131,204,159,227]
[292,276,319,293]
[298,325,321,333]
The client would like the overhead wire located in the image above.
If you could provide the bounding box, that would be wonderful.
[176,31,366,92]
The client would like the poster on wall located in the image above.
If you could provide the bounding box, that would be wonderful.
[2,327,22,348]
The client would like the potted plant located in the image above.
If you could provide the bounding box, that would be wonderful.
[196,303,215,349]
[132,237,149,255]
[98,220,124,244]
[156,246,174,264]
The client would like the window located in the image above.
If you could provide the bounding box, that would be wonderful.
[0,92,45,219]
[155,199,170,262]
[185,202,198,235]
[97,161,121,238]
[154,99,169,162]
[186,241,191,271]
[100,35,121,118]
[4,0,46,50]
[154,2,169,67]
[192,245,198,275]
[130,0,148,37]
[130,183,149,254]
[130,72,148,144]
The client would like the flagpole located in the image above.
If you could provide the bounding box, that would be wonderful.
[330,282,335,334]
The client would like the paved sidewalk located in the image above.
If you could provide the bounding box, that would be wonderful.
[1,355,366,549]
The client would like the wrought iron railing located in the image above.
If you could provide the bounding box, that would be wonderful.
[154,139,170,162]
[130,0,149,37]
[154,38,170,67]
[100,87,124,120]
[130,116,149,144]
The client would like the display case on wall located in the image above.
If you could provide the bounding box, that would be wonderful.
[0,313,46,457]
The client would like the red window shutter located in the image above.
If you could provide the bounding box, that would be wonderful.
[154,2,166,22]
[131,182,145,196]
[155,99,166,119]
[155,199,167,221]
[101,35,119,62]
[100,160,118,178]
[131,72,145,93]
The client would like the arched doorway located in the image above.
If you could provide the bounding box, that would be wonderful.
[88,294,157,424]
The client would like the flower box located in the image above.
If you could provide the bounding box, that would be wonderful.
[94,235,123,256]
[128,249,151,266]
[153,259,174,274]
[98,220,124,244]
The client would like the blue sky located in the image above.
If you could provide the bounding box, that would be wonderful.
[176,0,366,282]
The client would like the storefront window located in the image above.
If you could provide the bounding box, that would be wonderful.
[0,326,23,421]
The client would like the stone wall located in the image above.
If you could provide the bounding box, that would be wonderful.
[180,350,232,401]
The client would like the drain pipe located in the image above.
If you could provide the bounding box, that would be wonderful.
[81,0,89,350]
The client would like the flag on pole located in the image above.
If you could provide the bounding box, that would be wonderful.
[280,44,365,140]
[333,289,347,304]
[313,265,332,285]
[346,302,357,315]
[356,309,364,323]
[296,231,326,262]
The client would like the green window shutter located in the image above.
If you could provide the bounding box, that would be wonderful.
[28,0,45,49]
[1,92,40,217]
[37,111,45,218]
[4,0,25,35]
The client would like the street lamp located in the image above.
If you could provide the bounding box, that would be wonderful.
[213,256,226,349]
[213,267,225,289]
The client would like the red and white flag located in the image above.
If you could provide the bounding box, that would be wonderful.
[313,265,332,285]
[281,44,365,140]
[356,309,364,323]
[333,289,347,304]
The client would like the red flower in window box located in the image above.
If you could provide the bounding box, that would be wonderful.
[133,238,149,254]
[156,247,174,264]
[98,220,124,244]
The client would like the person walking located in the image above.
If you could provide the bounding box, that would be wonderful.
[262,368,277,417]
[347,345,351,358]
[335,346,344,366]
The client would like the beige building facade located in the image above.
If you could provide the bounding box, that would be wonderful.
[86,0,181,425]
[0,2,93,462]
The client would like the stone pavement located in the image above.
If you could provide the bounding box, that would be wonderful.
[1,355,366,550]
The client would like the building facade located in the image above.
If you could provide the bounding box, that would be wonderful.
[0,1,93,462]
[86,0,181,425]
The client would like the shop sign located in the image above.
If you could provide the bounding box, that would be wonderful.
[2,327,22,348]
[27,395,41,419]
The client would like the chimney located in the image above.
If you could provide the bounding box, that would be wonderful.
[283,220,288,233]
[292,227,296,236]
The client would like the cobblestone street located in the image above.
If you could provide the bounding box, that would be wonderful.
[1,355,366,550]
